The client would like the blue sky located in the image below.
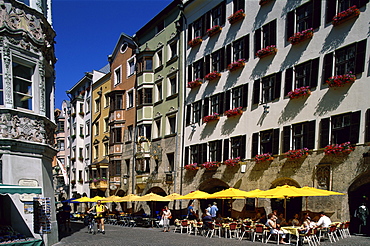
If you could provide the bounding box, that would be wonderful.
[53,0,172,108]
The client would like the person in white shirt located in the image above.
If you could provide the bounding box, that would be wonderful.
[316,211,332,228]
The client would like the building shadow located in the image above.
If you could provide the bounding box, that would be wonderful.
[320,20,354,54]
[221,114,241,136]
[199,120,218,140]
[280,41,308,71]
[314,85,350,117]
[58,221,86,241]
[250,55,275,80]
[253,0,275,31]
[278,97,308,124]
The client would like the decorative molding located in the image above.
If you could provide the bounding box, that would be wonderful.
[157,42,163,49]
[167,67,178,77]
[169,32,177,40]
[2,43,12,105]
[155,74,163,83]
[38,59,45,114]
[155,112,161,118]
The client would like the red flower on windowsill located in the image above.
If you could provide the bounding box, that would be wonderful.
[224,157,241,167]
[184,163,199,170]
[204,71,221,81]
[285,148,309,160]
[201,161,220,170]
[289,28,314,45]
[187,78,203,89]
[207,25,222,37]
[225,107,243,117]
[256,45,277,58]
[255,153,274,163]
[332,5,360,26]
[203,113,220,123]
[324,142,355,156]
[227,59,246,72]
[228,9,246,24]
[188,36,203,47]
[287,86,311,99]
[326,72,356,87]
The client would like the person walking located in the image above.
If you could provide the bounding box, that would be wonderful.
[162,206,171,232]
[61,200,72,231]
[210,202,218,219]
[187,203,196,220]
[88,200,108,234]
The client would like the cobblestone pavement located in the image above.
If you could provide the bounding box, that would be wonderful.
[54,222,370,246]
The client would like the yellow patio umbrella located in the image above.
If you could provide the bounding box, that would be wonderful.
[134,193,171,202]
[174,190,210,200]
[74,197,93,202]
[100,195,123,203]
[165,193,182,200]
[206,187,252,199]
[299,186,345,210]
[90,196,105,202]
[117,194,141,202]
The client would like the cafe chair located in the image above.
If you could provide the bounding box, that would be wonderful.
[265,230,281,245]
[173,219,181,233]
[327,225,339,243]
[225,222,240,239]
[206,222,221,238]
[253,224,267,243]
[239,223,253,241]
[180,220,191,234]
[343,221,351,238]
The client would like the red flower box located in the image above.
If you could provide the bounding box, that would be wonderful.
[188,36,203,47]
[201,161,220,170]
[333,5,360,26]
[256,45,277,58]
[204,71,221,81]
[225,107,243,117]
[185,163,199,170]
[187,78,203,89]
[224,157,241,167]
[255,153,274,163]
[203,113,220,123]
[289,28,314,45]
[207,25,222,37]
[285,148,309,160]
[326,73,356,87]
[228,9,246,24]
[288,86,311,99]
[227,59,246,72]
[324,142,355,155]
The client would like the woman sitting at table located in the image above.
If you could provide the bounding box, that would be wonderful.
[289,213,301,226]
[298,216,312,234]
[266,213,289,244]
[277,213,288,226]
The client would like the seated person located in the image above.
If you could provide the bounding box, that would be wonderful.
[289,213,301,226]
[259,213,267,225]
[277,213,288,226]
[315,211,332,229]
[298,216,312,234]
[266,213,289,244]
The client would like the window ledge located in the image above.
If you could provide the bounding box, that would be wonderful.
[166,55,178,65]
[154,65,164,73]
[166,93,178,100]
[125,140,132,144]
[164,133,177,138]
[154,100,163,106]
[151,137,162,141]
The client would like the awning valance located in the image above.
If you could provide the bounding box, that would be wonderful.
[0,184,42,195]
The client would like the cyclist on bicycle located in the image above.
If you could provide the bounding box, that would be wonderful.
[88,200,108,234]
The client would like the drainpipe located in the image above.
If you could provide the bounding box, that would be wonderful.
[66,93,73,200]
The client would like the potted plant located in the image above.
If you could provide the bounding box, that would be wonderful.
[188,36,203,47]
[225,107,243,117]
[71,180,76,185]
[326,72,356,87]
[324,142,355,156]
[256,45,277,58]
[203,113,220,123]
[187,78,203,89]
[78,156,83,162]
[332,5,360,26]
[206,25,222,37]
[79,111,85,116]
[255,153,274,163]
[78,179,83,183]
[201,161,220,170]
[93,178,99,183]
[228,9,245,24]
[287,86,311,99]
[224,157,241,167]
[285,148,309,160]
[227,59,246,72]
[204,71,221,81]
[184,163,199,170]
[288,28,314,45]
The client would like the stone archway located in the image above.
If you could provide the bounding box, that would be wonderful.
[348,170,370,234]
[270,178,302,222]
[145,187,168,217]
[198,178,229,217]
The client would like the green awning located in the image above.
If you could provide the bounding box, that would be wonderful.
[0,184,42,195]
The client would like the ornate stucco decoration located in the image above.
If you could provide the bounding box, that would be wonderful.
[38,59,45,114]
[169,32,177,40]
[157,42,163,49]
[155,74,163,83]
[154,112,161,118]
[0,111,55,146]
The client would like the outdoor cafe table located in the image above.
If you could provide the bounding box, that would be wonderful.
[281,226,300,245]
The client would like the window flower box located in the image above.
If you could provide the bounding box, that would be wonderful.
[71,112,76,117]
[100,177,107,182]
[71,180,76,185]
[227,59,246,72]
[79,112,85,116]
[228,9,246,24]
[188,36,203,47]
[285,148,309,160]
[78,179,83,183]
[184,163,199,170]
[326,73,356,87]
[203,113,220,123]
[78,157,84,162]
[256,45,277,58]
[288,28,314,45]
[201,161,220,170]
[204,71,221,81]
[225,107,243,117]
[71,157,76,162]
[224,157,241,167]
[287,86,311,99]
[207,25,222,37]
[324,142,355,156]
[187,78,203,89]
[333,5,360,26]
[259,0,274,6]
[255,153,274,163]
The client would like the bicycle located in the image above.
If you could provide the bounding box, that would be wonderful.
[85,212,96,235]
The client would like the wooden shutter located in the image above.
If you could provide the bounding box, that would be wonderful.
[224,90,231,111]
[201,143,208,163]
[282,126,291,153]
[252,132,259,157]
[216,140,222,162]
[270,19,277,46]
[203,98,209,118]
[221,1,226,26]
[365,109,370,142]
[186,105,191,126]
[223,139,229,160]
[219,93,224,114]
[220,47,225,71]
[349,111,361,144]
[355,39,367,74]
[202,15,207,36]
[286,10,295,41]
[244,34,250,61]
[240,135,246,159]
[325,0,337,24]
[185,146,189,165]
[254,28,261,55]
[188,23,193,42]
[253,79,260,104]
[323,53,333,84]
[274,72,281,100]
[307,120,316,150]
[242,83,248,108]
[188,64,192,82]
[310,58,319,88]
[204,55,211,75]
[320,118,330,148]
[205,12,211,33]
[312,0,322,29]
[226,44,232,67]
[272,128,280,155]
[284,68,293,96]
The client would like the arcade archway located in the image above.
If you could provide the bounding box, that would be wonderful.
[145,187,168,217]
[198,178,229,217]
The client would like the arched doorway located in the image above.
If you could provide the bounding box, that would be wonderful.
[115,190,127,212]
[270,178,302,221]
[198,178,229,217]
[146,187,168,218]
[348,171,370,235]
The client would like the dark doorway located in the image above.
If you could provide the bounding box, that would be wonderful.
[349,182,370,235]
[198,178,229,217]
[271,197,302,222]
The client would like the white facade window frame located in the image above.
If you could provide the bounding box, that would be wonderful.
[114,65,122,86]
[126,88,135,109]
[127,56,136,78]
